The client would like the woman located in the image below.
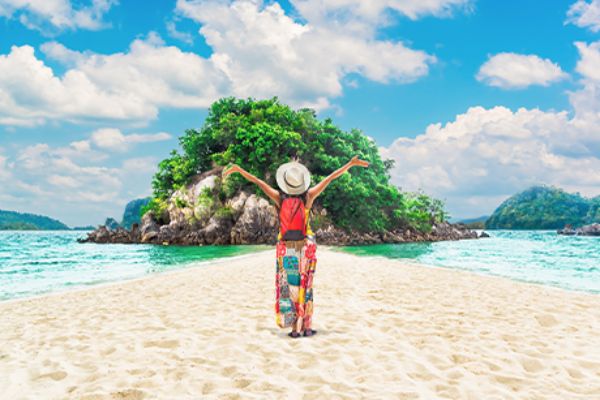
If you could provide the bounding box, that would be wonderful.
[223,155,369,338]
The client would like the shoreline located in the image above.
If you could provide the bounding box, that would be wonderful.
[330,246,600,297]
[0,248,275,306]
[1,248,599,398]
[2,243,598,306]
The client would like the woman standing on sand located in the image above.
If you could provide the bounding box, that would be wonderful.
[223,156,369,338]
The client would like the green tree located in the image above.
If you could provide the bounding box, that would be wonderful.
[149,97,448,233]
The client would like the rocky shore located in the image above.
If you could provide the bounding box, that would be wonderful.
[79,169,486,246]
[557,223,600,236]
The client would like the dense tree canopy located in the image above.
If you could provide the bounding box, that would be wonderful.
[149,97,447,233]
[486,186,600,229]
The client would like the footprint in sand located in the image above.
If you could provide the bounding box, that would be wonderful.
[109,389,146,399]
[535,314,559,327]
[202,382,215,395]
[234,378,252,389]
[222,366,238,376]
[37,370,67,381]
[520,357,544,373]
[143,339,179,349]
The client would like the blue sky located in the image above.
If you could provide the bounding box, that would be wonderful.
[1,0,600,226]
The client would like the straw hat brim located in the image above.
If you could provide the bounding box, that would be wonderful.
[276,161,311,195]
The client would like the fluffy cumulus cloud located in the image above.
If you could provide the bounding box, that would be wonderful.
[566,0,600,32]
[291,0,472,32]
[0,0,455,126]
[0,36,229,126]
[90,128,171,151]
[173,0,439,109]
[381,42,600,218]
[0,0,117,32]
[476,53,567,89]
[0,129,167,226]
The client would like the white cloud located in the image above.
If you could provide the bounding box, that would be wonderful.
[90,128,171,151]
[166,20,194,45]
[291,0,472,32]
[570,41,600,123]
[0,0,453,127]
[567,0,600,32]
[476,53,567,89]
[0,141,155,225]
[380,106,600,218]
[381,41,600,218]
[574,41,600,82]
[0,154,12,181]
[0,0,117,32]
[121,157,159,174]
[48,174,80,188]
[0,38,228,126]
[176,0,436,107]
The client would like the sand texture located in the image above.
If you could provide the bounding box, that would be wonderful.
[1,247,599,399]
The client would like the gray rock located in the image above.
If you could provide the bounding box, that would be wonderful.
[230,195,278,244]
[140,213,160,243]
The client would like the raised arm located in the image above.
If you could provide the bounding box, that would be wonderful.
[223,164,281,206]
[306,155,369,209]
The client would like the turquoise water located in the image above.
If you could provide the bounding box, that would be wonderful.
[1,230,598,301]
[340,230,600,294]
[0,231,269,301]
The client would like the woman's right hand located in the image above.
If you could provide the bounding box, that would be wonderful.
[349,155,369,168]
[223,164,242,177]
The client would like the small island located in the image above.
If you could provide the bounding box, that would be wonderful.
[81,98,482,246]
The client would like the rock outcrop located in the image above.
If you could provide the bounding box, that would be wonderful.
[558,223,600,236]
[79,169,485,246]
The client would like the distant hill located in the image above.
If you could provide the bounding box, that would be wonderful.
[486,186,600,229]
[457,215,489,229]
[72,226,95,231]
[121,198,151,229]
[0,210,70,230]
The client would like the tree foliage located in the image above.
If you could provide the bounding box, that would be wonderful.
[150,97,447,233]
[486,186,600,229]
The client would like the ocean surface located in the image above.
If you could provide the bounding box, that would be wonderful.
[0,230,598,301]
[340,230,600,294]
[0,231,269,301]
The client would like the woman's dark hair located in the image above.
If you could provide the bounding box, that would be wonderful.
[279,190,309,205]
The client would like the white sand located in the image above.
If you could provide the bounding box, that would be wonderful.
[1,247,599,399]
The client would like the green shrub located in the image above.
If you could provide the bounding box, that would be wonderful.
[214,206,234,220]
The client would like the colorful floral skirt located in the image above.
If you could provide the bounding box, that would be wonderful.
[275,237,317,331]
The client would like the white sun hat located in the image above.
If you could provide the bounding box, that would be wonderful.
[276,161,311,195]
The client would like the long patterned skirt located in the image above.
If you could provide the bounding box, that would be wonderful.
[275,237,317,331]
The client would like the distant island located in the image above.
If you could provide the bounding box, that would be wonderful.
[456,216,489,229]
[0,210,69,230]
[0,198,150,231]
[120,198,151,229]
[484,186,599,229]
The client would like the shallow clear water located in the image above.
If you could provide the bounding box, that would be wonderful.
[340,230,600,294]
[0,231,269,301]
[2,230,599,301]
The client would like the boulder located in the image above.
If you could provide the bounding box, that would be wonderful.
[140,213,160,243]
[230,195,278,244]
[579,223,600,236]
[558,223,600,236]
